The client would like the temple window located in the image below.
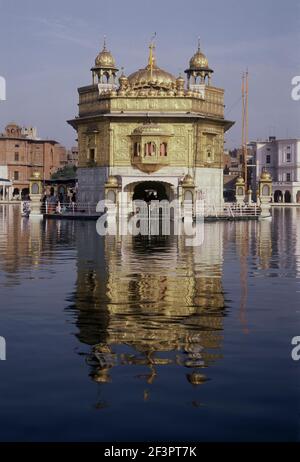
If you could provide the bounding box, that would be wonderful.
[160,142,168,156]
[133,142,140,157]
[144,142,156,156]
[89,148,95,161]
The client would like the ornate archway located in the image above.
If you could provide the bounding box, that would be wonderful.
[132,181,169,202]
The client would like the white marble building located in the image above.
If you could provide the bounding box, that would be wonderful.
[255,137,300,203]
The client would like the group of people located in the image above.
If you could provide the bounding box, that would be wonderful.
[42,189,77,214]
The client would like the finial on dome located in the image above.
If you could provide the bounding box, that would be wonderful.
[103,35,107,50]
[147,32,157,74]
[198,37,201,52]
[176,72,184,84]
[119,67,128,84]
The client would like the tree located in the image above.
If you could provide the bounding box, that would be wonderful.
[51,165,77,180]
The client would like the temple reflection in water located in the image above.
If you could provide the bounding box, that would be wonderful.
[0,204,299,440]
[74,223,225,388]
[1,205,299,395]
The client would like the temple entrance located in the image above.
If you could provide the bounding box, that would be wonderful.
[132,181,169,203]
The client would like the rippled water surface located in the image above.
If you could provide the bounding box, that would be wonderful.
[0,205,299,441]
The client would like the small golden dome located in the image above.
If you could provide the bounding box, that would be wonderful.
[32,171,41,179]
[236,176,245,185]
[189,41,209,69]
[190,51,209,69]
[260,171,272,181]
[106,175,119,186]
[176,74,185,85]
[95,40,116,69]
[119,72,128,85]
[182,174,195,186]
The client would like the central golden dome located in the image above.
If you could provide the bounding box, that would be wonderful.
[128,44,176,91]
[128,66,176,90]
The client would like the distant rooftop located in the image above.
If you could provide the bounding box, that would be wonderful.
[0,123,60,144]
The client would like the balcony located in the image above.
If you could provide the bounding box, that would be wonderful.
[132,152,169,173]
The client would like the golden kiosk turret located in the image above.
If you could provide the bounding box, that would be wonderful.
[28,171,43,217]
[235,176,246,205]
[258,171,273,219]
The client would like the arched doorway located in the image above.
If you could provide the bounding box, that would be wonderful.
[274,190,283,203]
[296,191,300,203]
[132,181,169,203]
[284,191,291,203]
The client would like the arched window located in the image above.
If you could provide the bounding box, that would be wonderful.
[160,142,167,156]
[133,142,139,157]
[89,148,95,161]
[284,191,291,203]
[184,190,193,202]
[144,142,156,156]
[262,185,270,196]
[31,183,39,194]
[107,190,116,204]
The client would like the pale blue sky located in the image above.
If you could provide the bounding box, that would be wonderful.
[0,0,299,148]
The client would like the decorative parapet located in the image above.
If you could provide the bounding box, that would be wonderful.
[77,86,225,119]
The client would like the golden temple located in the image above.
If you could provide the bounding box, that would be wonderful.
[68,38,234,212]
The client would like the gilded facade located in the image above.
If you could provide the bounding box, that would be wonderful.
[68,39,234,210]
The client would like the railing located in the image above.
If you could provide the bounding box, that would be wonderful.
[42,201,261,219]
[204,203,260,218]
[44,202,101,216]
